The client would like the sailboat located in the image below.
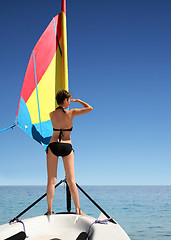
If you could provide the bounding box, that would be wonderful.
[0,0,131,239]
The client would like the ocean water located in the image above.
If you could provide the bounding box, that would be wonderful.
[0,185,171,240]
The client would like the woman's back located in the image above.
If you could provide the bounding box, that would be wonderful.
[50,108,73,143]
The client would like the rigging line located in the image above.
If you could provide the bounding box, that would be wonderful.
[76,183,116,224]
[9,179,65,223]
[0,123,17,133]
[33,50,42,136]
[53,18,62,57]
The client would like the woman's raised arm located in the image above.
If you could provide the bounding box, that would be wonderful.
[70,99,93,117]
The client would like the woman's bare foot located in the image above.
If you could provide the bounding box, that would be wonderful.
[44,210,54,215]
[79,209,86,215]
[76,208,86,215]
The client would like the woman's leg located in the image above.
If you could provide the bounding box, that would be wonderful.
[63,151,85,215]
[46,148,58,214]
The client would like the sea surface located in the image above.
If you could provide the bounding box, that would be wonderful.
[0,185,171,240]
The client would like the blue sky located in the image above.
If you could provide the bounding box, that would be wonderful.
[0,0,170,185]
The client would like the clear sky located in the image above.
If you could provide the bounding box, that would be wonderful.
[0,0,170,185]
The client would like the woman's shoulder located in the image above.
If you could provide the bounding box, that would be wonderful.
[49,110,56,118]
[67,108,76,115]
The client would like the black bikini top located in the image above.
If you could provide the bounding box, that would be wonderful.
[53,106,73,141]
[56,106,66,113]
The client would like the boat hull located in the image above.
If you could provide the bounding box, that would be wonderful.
[0,214,130,240]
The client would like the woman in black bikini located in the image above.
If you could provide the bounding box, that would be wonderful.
[46,89,93,215]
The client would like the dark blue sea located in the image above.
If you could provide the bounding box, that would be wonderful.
[0,185,171,239]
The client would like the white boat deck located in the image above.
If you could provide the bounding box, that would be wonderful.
[0,214,131,240]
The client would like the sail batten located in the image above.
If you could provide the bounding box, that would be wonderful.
[53,18,62,57]
[33,50,42,136]
[16,0,68,146]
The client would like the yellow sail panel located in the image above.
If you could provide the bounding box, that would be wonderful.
[26,42,63,124]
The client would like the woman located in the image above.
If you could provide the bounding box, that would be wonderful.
[46,89,93,215]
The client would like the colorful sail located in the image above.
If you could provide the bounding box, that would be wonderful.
[16,0,68,146]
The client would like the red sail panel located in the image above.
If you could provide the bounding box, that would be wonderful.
[34,14,62,85]
[16,14,62,117]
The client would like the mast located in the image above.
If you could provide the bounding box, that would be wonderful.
[61,0,69,91]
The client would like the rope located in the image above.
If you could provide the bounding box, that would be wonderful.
[87,218,113,236]
[0,123,17,133]
[9,218,27,236]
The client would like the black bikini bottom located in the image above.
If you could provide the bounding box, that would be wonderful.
[46,142,73,157]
